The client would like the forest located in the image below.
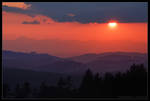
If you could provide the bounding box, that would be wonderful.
[3,64,147,98]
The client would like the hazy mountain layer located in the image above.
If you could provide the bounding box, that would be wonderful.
[3,50,147,73]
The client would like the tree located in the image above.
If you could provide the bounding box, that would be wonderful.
[66,76,72,90]
[57,77,66,89]
[38,81,49,97]
[93,73,103,97]
[103,72,114,96]
[79,69,94,97]
[125,64,147,96]
[21,82,31,98]
[113,72,124,96]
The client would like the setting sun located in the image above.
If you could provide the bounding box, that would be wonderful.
[108,22,117,28]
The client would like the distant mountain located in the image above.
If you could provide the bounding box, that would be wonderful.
[2,50,148,74]
[68,53,99,64]
[2,50,61,70]
[36,59,87,74]
[2,50,87,74]
[69,52,148,73]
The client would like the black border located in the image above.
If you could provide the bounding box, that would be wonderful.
[1,0,149,100]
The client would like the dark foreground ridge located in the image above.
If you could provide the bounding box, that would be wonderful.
[2,64,147,98]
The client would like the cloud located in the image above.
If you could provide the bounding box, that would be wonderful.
[3,11,55,25]
[67,13,75,17]
[2,2,148,23]
[2,2,31,10]
[22,20,40,24]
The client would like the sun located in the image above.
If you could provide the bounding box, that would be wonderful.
[108,21,117,28]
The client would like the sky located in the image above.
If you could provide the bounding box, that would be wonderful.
[2,2,148,57]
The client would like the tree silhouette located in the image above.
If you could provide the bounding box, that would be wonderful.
[21,82,31,98]
[2,63,147,98]
[125,64,147,96]
[93,73,103,97]
[65,76,72,90]
[57,77,66,89]
[79,68,94,97]
[103,72,114,97]
[113,72,124,96]
[38,81,49,97]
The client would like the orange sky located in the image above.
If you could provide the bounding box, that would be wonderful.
[2,11,147,57]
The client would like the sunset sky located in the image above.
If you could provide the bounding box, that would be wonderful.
[2,2,148,57]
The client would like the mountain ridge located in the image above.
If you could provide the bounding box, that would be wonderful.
[2,50,147,74]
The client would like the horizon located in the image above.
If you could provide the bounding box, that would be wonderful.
[2,49,148,58]
[2,37,147,57]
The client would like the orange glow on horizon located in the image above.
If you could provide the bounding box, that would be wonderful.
[2,11,148,56]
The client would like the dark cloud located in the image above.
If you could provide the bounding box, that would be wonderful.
[22,20,40,24]
[3,2,148,23]
[2,6,37,17]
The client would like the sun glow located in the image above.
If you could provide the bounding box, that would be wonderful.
[108,22,117,28]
